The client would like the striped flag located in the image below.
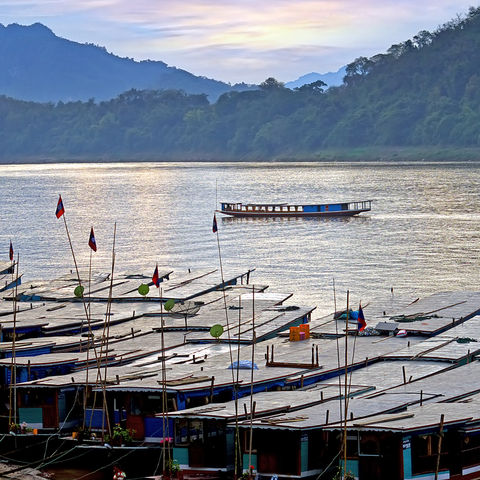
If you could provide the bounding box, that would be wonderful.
[55,195,65,219]
[152,264,160,288]
[212,214,218,233]
[9,240,13,262]
[88,228,97,252]
[357,304,367,332]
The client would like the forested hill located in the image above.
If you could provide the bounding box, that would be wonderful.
[0,23,252,103]
[2,8,480,161]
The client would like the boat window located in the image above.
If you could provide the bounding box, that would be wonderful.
[189,419,204,441]
[275,206,280,212]
[289,206,295,211]
[268,206,273,212]
[175,418,189,445]
[282,206,288,212]
[298,206,303,212]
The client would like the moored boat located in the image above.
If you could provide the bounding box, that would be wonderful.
[217,200,372,217]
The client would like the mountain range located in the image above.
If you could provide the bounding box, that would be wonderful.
[3,7,477,161]
[0,22,256,103]
[0,22,342,104]
[285,67,346,90]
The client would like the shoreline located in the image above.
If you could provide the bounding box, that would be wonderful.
[2,147,480,164]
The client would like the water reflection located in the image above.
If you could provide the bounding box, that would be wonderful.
[1,161,480,318]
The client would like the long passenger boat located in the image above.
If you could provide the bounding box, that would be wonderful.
[217,200,372,217]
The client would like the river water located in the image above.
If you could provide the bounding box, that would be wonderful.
[1,161,479,317]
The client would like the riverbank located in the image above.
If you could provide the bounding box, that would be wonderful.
[1,146,480,164]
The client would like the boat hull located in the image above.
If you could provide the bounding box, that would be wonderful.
[217,209,369,218]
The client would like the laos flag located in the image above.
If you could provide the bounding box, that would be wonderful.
[55,195,65,218]
[152,265,160,288]
[357,304,367,332]
[88,227,97,252]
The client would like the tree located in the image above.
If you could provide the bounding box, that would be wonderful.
[295,80,327,93]
[259,77,285,90]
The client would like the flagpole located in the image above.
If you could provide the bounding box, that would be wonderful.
[159,285,168,474]
[347,303,362,399]
[82,244,93,429]
[343,290,349,480]
[333,278,343,425]
[213,213,241,477]
[8,253,19,429]
[56,196,101,433]
[248,285,256,480]
[101,222,116,439]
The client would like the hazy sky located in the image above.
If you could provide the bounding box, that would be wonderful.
[1,1,476,84]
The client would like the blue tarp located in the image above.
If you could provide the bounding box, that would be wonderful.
[228,360,258,370]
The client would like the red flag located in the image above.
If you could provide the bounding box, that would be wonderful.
[357,303,367,332]
[88,227,97,252]
[152,264,160,287]
[55,195,65,218]
[9,240,13,262]
[212,214,218,233]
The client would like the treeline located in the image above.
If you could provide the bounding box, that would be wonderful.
[2,7,480,160]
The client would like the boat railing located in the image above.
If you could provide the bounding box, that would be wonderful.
[347,200,372,211]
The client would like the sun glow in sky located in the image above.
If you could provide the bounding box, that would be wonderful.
[0,0,476,84]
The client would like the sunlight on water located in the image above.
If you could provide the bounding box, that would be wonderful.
[1,161,480,318]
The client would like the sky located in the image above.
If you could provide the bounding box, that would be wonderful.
[0,1,477,84]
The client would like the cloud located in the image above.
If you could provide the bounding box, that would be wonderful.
[0,0,476,83]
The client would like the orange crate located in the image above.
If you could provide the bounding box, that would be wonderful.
[299,324,310,339]
[289,326,300,341]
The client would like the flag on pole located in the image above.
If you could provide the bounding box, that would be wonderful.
[55,195,65,218]
[88,227,97,252]
[9,240,13,262]
[212,213,218,233]
[152,264,160,288]
[357,303,367,332]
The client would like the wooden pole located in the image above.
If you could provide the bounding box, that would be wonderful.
[100,223,116,438]
[333,278,343,424]
[214,212,241,477]
[8,253,20,429]
[435,414,445,480]
[59,202,102,433]
[343,290,350,480]
[234,295,242,479]
[159,286,168,473]
[248,286,256,479]
[82,247,93,429]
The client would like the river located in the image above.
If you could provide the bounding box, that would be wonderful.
[1,161,479,317]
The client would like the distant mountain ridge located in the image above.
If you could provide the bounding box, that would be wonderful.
[0,22,254,102]
[285,66,346,90]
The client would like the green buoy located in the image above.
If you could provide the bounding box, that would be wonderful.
[164,299,175,311]
[74,285,84,298]
[210,324,224,339]
[138,284,149,296]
